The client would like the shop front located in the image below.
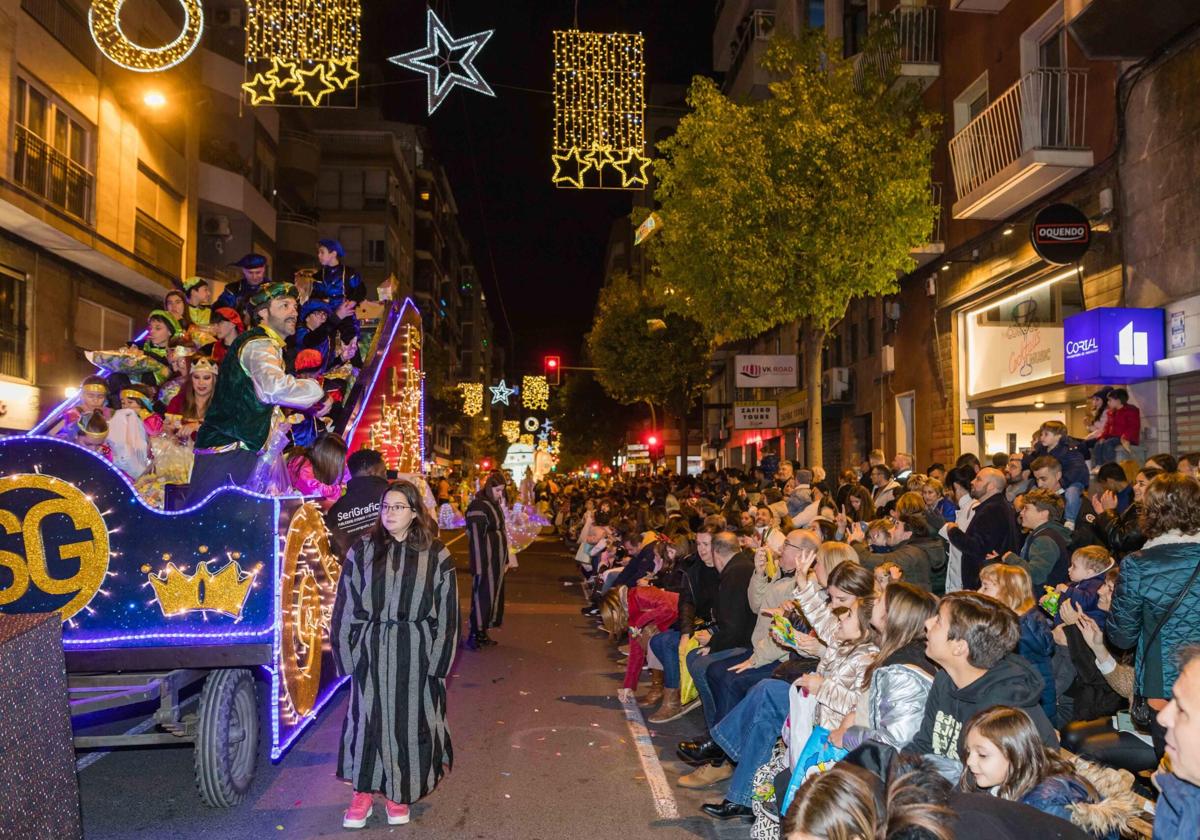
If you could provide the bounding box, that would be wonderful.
[954,265,1096,456]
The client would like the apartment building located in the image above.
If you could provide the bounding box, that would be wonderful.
[0,0,199,431]
[704,0,1144,472]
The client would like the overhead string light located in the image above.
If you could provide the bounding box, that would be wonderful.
[552,29,650,190]
[522,376,549,411]
[242,0,361,107]
[458,382,484,417]
[388,9,495,115]
[89,0,203,72]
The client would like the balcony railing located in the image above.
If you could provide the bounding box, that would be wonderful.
[21,0,97,72]
[948,69,1089,204]
[928,181,944,244]
[134,211,183,277]
[12,124,93,221]
[728,10,775,89]
[855,7,938,88]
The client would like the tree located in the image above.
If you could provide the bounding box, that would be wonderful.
[586,272,711,471]
[551,372,634,471]
[644,30,937,467]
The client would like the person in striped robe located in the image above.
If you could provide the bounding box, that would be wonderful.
[332,480,460,829]
[465,471,510,650]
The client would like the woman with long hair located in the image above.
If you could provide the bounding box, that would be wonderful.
[332,480,459,830]
[465,470,510,650]
[979,563,1056,722]
[166,355,217,440]
[286,432,350,503]
[836,581,938,752]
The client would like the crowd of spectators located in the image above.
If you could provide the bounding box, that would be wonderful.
[557,427,1200,840]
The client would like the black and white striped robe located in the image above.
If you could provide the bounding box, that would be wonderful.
[465,495,508,635]
[331,535,459,803]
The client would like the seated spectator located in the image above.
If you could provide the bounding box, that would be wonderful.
[1107,472,1200,758]
[887,510,946,594]
[1002,488,1070,588]
[286,432,350,503]
[782,748,1092,840]
[866,518,894,554]
[979,563,1056,722]
[1152,643,1200,840]
[960,707,1136,839]
[325,448,390,557]
[1021,420,1089,527]
[1045,546,1114,630]
[906,591,1058,782]
[1093,389,1141,466]
[837,582,938,752]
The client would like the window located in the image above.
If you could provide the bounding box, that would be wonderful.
[136,163,183,231]
[364,170,387,210]
[805,0,825,30]
[850,322,860,358]
[338,226,364,266]
[74,298,132,351]
[367,239,386,265]
[135,163,183,275]
[251,136,276,202]
[953,72,989,134]
[0,269,29,379]
[13,77,93,220]
[341,171,364,210]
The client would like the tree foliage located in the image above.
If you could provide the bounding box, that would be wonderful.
[586,272,711,416]
[644,30,938,340]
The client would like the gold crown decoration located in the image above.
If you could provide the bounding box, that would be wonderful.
[147,559,258,619]
[190,356,218,374]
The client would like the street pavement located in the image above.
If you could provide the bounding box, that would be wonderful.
[76,534,751,839]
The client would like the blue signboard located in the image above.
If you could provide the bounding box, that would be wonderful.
[1064,307,1164,384]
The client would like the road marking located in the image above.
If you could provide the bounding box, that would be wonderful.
[443,532,466,548]
[619,693,679,820]
[75,694,199,772]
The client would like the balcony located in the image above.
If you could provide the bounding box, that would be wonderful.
[951,0,1010,12]
[1066,0,1200,60]
[278,130,320,179]
[948,69,1092,221]
[910,182,945,268]
[276,211,318,260]
[855,7,939,93]
[20,0,97,72]
[198,161,277,237]
[12,124,92,222]
[134,211,183,277]
[724,10,775,98]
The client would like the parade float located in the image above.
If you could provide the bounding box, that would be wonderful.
[0,299,424,807]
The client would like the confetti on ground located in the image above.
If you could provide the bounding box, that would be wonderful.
[519,691,531,696]
[591,723,600,727]
[501,771,511,776]
[555,752,562,757]
[588,741,595,746]
[534,708,540,712]
[505,794,511,799]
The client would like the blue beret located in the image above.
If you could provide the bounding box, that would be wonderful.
[233,253,267,269]
[317,239,344,259]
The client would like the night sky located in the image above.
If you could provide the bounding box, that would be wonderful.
[365,2,716,372]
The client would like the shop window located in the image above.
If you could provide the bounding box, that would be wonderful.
[74,298,132,352]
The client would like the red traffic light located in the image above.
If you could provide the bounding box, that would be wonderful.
[647,434,658,446]
[590,461,600,470]
[544,355,561,385]
[480,458,492,470]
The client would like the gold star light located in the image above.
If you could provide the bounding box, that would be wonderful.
[243,0,360,107]
[293,64,337,107]
[242,71,280,106]
[551,148,593,190]
[327,58,360,90]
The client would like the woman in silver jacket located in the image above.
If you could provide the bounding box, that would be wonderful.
[835,582,939,751]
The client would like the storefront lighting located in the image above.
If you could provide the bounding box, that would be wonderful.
[966,267,1079,319]
[1034,400,1046,408]
[941,263,950,272]
[1002,226,1014,236]
[143,90,166,108]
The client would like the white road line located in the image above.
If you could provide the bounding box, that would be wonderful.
[442,532,466,548]
[619,693,680,820]
[75,694,200,773]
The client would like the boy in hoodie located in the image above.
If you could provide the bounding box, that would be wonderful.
[906,591,1058,782]
[1001,488,1071,589]
[1021,421,1089,527]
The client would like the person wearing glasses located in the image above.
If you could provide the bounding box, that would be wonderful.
[466,471,511,650]
[332,480,459,830]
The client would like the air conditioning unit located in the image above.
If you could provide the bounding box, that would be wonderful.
[821,367,852,404]
[201,213,232,237]
[214,7,243,27]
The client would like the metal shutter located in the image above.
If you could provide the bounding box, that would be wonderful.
[1169,373,1200,455]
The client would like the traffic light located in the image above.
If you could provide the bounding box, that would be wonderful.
[646,433,662,463]
[544,355,561,386]
[480,458,492,471]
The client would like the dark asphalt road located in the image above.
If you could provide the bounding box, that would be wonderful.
[76,535,750,840]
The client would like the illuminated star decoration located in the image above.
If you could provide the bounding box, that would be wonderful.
[490,379,515,406]
[241,0,360,107]
[388,9,495,115]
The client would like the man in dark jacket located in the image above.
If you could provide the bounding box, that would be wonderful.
[1021,420,1089,526]
[907,591,1058,781]
[680,532,755,731]
[324,448,389,557]
[942,468,1022,591]
[879,512,946,593]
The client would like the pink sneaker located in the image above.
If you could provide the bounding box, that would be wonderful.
[385,800,410,825]
[343,792,373,829]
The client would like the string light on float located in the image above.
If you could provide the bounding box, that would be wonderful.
[551,29,650,190]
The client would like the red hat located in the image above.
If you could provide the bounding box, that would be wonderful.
[212,307,245,333]
[294,348,324,372]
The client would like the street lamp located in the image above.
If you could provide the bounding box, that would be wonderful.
[143,90,167,108]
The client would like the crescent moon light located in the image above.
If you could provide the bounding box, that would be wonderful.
[89,0,203,73]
